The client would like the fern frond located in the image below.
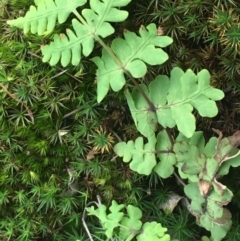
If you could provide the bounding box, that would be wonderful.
[93,23,173,102]
[7,0,87,35]
[126,67,224,138]
[41,0,131,67]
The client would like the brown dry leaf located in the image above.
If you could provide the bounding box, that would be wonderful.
[212,128,240,164]
[227,130,240,148]
[214,208,232,226]
[159,192,182,214]
[157,26,164,36]
[213,178,226,195]
[86,149,97,160]
[212,128,225,163]
[198,180,211,197]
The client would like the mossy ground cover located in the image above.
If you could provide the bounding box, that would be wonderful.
[0,0,240,240]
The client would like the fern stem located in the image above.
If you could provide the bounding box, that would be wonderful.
[125,232,138,241]
[165,128,174,148]
[124,71,157,112]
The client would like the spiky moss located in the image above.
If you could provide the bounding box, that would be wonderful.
[0,1,144,240]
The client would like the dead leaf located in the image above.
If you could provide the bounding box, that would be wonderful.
[198,180,211,197]
[213,178,226,195]
[157,26,164,36]
[214,208,232,226]
[159,192,182,213]
[227,130,240,148]
[86,150,97,160]
[212,128,240,164]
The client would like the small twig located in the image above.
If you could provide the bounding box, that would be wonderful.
[96,195,102,206]
[82,196,102,241]
[82,209,95,241]
[51,69,68,79]
[27,51,82,83]
[165,128,175,148]
[173,171,186,187]
[111,130,122,142]
[63,107,82,119]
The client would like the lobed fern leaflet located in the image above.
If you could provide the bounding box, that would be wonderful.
[7,0,87,35]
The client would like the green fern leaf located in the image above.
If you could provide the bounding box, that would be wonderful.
[87,200,125,238]
[136,222,170,241]
[114,136,157,175]
[119,205,142,240]
[7,0,86,35]
[184,183,205,213]
[126,67,224,138]
[174,139,205,182]
[86,204,108,223]
[176,131,206,152]
[105,201,125,238]
[154,130,176,178]
[218,151,240,176]
[41,0,131,67]
[200,211,232,241]
[184,180,233,241]
[125,86,158,138]
[93,23,173,102]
